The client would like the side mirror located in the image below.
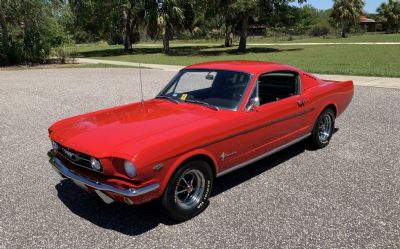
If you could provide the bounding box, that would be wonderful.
[246,97,260,112]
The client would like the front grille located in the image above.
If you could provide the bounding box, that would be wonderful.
[54,142,100,172]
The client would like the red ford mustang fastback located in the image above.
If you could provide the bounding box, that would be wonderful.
[48,61,353,221]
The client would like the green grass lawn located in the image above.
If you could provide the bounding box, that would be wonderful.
[135,33,400,44]
[64,33,400,77]
[247,33,400,44]
[65,33,400,53]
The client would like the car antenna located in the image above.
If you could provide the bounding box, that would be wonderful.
[139,62,146,110]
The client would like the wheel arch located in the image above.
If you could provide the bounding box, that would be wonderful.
[316,102,337,118]
[159,149,218,195]
[324,103,337,117]
[309,102,337,132]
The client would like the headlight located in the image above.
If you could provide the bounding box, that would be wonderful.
[90,157,102,171]
[124,160,137,178]
[51,140,59,151]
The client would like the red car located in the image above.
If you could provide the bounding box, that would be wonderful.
[48,61,353,221]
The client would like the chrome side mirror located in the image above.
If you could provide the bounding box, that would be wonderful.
[246,97,260,112]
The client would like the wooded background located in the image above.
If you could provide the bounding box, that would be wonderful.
[0,0,399,65]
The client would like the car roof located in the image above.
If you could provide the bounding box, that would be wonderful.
[184,60,302,75]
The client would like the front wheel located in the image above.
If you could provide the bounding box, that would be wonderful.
[161,160,213,221]
[309,108,335,149]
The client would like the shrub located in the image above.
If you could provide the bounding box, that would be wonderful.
[309,25,331,37]
[0,0,72,65]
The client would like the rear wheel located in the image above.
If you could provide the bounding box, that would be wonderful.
[161,160,213,221]
[309,108,335,149]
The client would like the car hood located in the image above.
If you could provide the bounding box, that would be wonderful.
[49,99,218,158]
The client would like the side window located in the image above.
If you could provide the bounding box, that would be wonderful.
[257,71,300,106]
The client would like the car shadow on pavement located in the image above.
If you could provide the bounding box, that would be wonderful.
[212,128,339,196]
[212,139,309,196]
[55,131,339,235]
[55,180,174,236]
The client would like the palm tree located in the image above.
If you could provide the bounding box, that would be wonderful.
[377,0,400,33]
[331,0,365,38]
[155,0,186,54]
[235,0,306,52]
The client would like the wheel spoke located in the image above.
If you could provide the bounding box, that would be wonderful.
[177,189,188,194]
[190,176,195,187]
[187,173,195,184]
[183,192,191,202]
[180,176,190,187]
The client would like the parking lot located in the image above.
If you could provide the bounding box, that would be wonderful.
[0,68,399,248]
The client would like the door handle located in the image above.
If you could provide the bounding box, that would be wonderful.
[297,99,305,107]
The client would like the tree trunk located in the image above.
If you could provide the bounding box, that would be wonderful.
[387,23,392,34]
[123,7,132,52]
[237,13,248,53]
[0,18,9,51]
[224,24,232,47]
[341,24,346,38]
[162,25,170,54]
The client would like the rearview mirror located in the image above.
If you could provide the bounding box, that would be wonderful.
[246,97,260,112]
[205,72,216,80]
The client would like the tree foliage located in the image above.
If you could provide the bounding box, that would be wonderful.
[377,0,400,33]
[211,0,306,52]
[331,0,365,38]
[0,0,72,65]
[0,0,381,64]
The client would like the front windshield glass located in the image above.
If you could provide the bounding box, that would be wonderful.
[158,69,251,110]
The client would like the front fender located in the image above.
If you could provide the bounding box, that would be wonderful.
[157,149,218,196]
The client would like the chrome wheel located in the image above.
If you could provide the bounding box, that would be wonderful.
[174,169,206,210]
[318,114,332,142]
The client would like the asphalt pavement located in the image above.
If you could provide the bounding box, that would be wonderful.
[0,68,399,248]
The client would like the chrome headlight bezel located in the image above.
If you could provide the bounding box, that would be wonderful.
[124,160,137,178]
[90,157,102,171]
[51,140,59,151]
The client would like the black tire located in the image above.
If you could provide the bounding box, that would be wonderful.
[161,160,213,222]
[309,108,335,149]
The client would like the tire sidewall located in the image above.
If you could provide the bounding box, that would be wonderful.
[162,160,213,221]
[312,108,335,148]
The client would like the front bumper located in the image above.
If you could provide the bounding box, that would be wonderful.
[48,151,160,202]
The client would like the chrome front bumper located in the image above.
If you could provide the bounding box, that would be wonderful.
[48,151,160,198]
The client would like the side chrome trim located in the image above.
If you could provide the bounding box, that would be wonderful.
[48,151,160,197]
[216,133,311,177]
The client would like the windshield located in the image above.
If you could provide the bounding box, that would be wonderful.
[157,69,251,110]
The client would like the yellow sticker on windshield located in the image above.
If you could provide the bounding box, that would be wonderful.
[181,94,187,100]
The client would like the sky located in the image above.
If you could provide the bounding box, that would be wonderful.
[293,0,386,13]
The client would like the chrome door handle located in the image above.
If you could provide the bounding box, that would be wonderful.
[297,99,305,107]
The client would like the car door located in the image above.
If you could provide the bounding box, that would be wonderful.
[219,70,311,172]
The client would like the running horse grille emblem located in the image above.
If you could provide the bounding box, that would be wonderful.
[63,149,81,162]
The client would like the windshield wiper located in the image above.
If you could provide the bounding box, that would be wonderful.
[184,99,220,111]
[155,96,180,104]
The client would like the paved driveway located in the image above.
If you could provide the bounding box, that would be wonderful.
[0,68,399,248]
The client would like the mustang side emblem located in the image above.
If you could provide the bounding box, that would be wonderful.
[220,151,238,161]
